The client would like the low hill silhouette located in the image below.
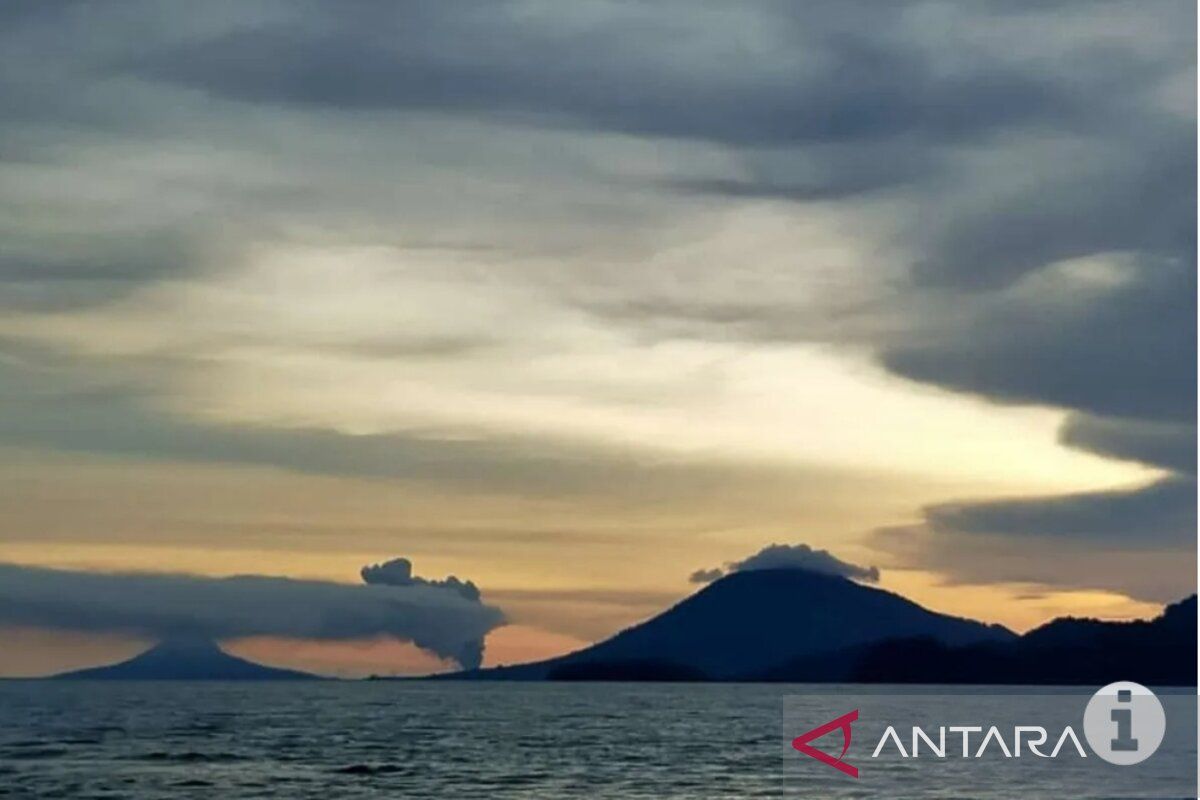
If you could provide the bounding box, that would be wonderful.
[754,594,1196,685]
[52,637,320,680]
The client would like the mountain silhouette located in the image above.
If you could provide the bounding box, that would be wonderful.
[452,568,1014,680]
[755,594,1197,685]
[52,637,320,680]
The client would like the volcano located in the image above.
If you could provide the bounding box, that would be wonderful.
[453,568,1014,680]
[52,637,320,680]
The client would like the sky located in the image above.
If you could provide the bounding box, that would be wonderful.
[0,0,1194,677]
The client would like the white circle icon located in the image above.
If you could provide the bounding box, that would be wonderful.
[1082,681,1165,765]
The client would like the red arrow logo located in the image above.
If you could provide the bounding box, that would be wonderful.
[791,709,859,778]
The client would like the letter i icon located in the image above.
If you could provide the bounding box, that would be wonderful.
[1111,689,1138,752]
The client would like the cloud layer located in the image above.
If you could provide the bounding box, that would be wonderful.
[691,543,880,584]
[0,560,503,669]
[0,0,1191,612]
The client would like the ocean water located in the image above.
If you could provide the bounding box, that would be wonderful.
[0,682,1193,799]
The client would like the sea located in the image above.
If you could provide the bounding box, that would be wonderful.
[0,681,1194,799]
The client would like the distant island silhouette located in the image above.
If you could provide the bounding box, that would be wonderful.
[48,569,1196,685]
[52,637,319,681]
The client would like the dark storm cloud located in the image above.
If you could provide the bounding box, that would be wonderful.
[881,255,1197,423]
[2,0,1190,321]
[127,2,1083,148]
[690,543,880,584]
[0,561,503,668]
[924,478,1196,547]
[1059,414,1196,475]
[877,250,1196,571]
[909,127,1195,290]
